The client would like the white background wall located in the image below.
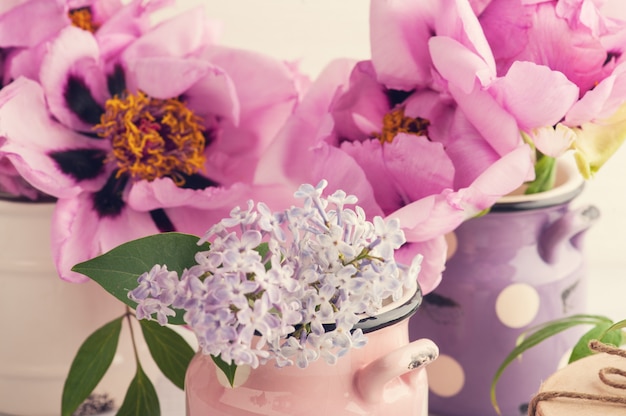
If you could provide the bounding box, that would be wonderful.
[172,0,626,320]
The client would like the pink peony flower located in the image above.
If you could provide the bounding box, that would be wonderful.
[475,0,623,94]
[0,5,302,281]
[0,0,176,85]
[0,0,178,200]
[0,157,48,200]
[264,0,537,294]
[256,51,533,295]
[468,0,626,177]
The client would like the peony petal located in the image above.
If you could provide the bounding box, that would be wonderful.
[127,178,250,211]
[489,61,579,130]
[484,1,607,93]
[180,63,240,126]
[201,46,301,155]
[330,61,389,142]
[447,81,523,156]
[93,0,172,37]
[120,6,217,63]
[39,26,109,132]
[0,0,68,47]
[51,194,160,282]
[428,0,498,74]
[341,135,455,215]
[339,139,402,215]
[161,187,262,236]
[89,0,125,22]
[370,0,495,90]
[465,144,535,206]
[387,144,532,242]
[369,0,439,89]
[429,36,494,94]
[565,62,626,126]
[3,43,46,82]
[0,78,109,198]
[387,192,467,242]
[530,124,576,157]
[97,33,136,68]
[51,196,100,282]
[0,157,43,199]
[130,56,220,97]
[394,237,447,295]
[477,0,530,74]
[468,0,494,15]
[258,135,384,219]
[444,111,501,189]
[91,0,177,63]
[204,46,299,124]
[255,59,355,186]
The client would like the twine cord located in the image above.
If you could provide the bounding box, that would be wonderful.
[528,340,626,415]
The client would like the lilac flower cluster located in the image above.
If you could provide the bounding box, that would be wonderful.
[128,181,421,369]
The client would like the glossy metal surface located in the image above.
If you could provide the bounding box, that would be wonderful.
[185,287,437,416]
[409,163,597,416]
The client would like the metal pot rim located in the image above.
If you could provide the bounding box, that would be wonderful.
[492,158,584,212]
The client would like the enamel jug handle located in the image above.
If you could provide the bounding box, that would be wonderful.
[539,204,599,264]
[354,338,438,404]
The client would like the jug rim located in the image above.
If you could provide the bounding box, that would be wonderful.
[492,157,584,212]
[320,285,422,334]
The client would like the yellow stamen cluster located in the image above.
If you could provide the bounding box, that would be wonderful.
[68,8,100,33]
[95,91,206,185]
[374,107,430,144]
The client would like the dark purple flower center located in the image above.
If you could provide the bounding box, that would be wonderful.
[64,76,105,126]
[604,49,622,66]
[49,148,107,181]
[92,170,128,218]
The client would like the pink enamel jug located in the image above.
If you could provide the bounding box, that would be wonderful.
[185,286,438,415]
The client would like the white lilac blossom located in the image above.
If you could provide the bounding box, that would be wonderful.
[128,181,421,369]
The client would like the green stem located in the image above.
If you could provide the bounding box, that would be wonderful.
[525,152,557,194]
[125,306,141,364]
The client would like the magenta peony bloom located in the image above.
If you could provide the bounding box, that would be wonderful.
[0,5,301,281]
[0,157,47,200]
[474,0,625,95]
[255,0,535,293]
[256,54,533,294]
[0,0,177,200]
[253,2,537,295]
[0,0,176,85]
[469,0,626,176]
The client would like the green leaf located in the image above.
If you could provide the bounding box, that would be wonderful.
[569,322,624,363]
[211,355,237,387]
[61,316,123,416]
[116,363,160,416]
[253,242,269,269]
[140,320,195,390]
[254,242,273,271]
[472,207,491,219]
[525,153,557,194]
[571,102,626,178]
[72,232,209,325]
[490,314,612,415]
[254,241,270,259]
[605,318,626,334]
